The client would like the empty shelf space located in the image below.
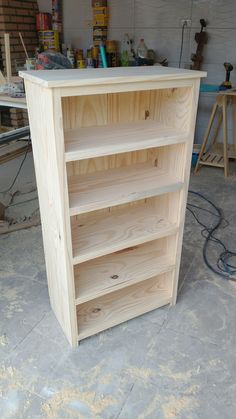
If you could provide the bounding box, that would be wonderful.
[77,273,172,340]
[75,239,175,304]
[68,163,183,216]
[72,202,179,264]
[65,120,187,162]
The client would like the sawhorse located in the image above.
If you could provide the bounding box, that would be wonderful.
[195,90,236,177]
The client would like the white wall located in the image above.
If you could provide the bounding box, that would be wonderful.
[37,0,51,13]
[37,0,236,144]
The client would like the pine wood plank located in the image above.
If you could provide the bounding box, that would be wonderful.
[24,81,78,347]
[19,67,207,88]
[68,163,184,216]
[72,202,178,264]
[77,273,172,340]
[75,239,175,304]
[65,120,187,162]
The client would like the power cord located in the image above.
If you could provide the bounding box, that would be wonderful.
[187,190,236,280]
[179,21,187,68]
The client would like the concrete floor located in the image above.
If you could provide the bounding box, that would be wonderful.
[1,153,236,418]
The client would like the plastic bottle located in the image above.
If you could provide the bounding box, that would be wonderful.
[67,46,75,68]
[137,39,148,59]
[120,33,136,66]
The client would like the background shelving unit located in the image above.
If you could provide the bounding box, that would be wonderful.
[21,67,205,346]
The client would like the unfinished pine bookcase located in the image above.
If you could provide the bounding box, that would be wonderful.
[20,67,206,346]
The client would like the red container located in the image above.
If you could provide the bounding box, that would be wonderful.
[36,13,52,31]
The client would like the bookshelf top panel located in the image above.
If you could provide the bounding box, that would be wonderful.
[20,66,206,89]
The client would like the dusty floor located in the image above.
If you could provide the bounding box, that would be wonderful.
[1,152,236,418]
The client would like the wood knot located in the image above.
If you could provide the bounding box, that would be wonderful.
[145,110,150,120]
[92,307,101,313]
[111,275,119,279]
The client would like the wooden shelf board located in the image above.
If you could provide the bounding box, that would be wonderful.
[75,240,175,304]
[72,203,178,264]
[65,120,187,162]
[77,274,172,340]
[68,163,183,216]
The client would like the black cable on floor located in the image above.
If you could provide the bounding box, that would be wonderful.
[187,190,236,280]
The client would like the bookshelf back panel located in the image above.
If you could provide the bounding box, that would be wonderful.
[71,190,182,245]
[66,143,186,180]
[77,272,173,339]
[62,87,192,133]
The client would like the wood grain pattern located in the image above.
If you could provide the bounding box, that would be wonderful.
[72,199,179,264]
[171,79,201,305]
[21,67,203,345]
[65,120,187,162]
[77,273,172,340]
[24,81,78,347]
[62,94,108,132]
[19,67,206,88]
[75,237,175,304]
[151,87,192,132]
[68,162,183,215]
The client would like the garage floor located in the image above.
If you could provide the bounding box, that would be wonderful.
[1,154,236,418]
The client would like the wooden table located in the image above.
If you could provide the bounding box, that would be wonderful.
[0,94,28,164]
[0,94,27,109]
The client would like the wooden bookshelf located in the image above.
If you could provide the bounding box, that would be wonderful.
[21,67,205,346]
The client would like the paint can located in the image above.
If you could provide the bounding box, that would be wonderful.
[106,40,118,67]
[77,59,86,69]
[36,13,52,31]
[38,30,60,52]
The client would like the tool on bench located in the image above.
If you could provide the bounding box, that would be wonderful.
[220,63,234,90]
[191,19,208,71]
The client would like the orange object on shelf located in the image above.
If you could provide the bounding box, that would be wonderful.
[36,13,52,31]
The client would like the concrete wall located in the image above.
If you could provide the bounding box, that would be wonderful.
[37,0,236,144]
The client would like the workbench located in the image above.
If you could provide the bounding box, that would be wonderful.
[20,67,205,346]
[0,94,27,109]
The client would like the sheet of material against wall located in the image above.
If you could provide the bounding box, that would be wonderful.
[20,66,206,346]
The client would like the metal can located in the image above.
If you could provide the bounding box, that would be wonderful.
[77,59,86,69]
[36,13,52,31]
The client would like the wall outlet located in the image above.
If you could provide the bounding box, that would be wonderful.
[180,19,192,27]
